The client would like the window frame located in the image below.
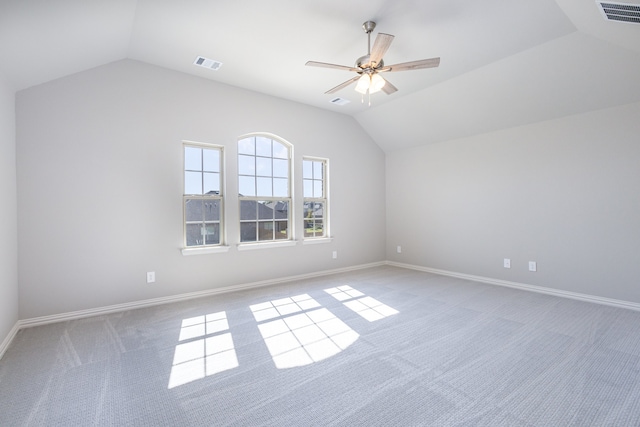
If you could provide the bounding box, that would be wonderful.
[302,156,330,241]
[182,141,228,254]
[237,134,295,249]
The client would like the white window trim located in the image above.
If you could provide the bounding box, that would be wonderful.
[302,237,333,245]
[237,240,298,251]
[181,245,231,256]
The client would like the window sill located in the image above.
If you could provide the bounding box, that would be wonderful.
[237,240,298,251]
[181,246,231,256]
[302,237,334,245]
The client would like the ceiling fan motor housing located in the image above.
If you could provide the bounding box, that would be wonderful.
[356,55,384,71]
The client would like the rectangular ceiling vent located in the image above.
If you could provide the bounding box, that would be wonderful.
[194,56,223,70]
[329,97,350,106]
[598,2,640,24]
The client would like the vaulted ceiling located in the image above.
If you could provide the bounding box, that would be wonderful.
[1,0,639,151]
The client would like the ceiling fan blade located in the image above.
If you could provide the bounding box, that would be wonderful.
[380,57,440,72]
[325,75,361,94]
[369,33,394,67]
[306,61,358,72]
[381,77,398,95]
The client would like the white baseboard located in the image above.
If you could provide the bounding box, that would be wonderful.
[16,261,386,330]
[4,259,640,360]
[386,261,640,311]
[0,322,20,360]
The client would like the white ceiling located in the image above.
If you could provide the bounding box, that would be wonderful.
[1,0,639,151]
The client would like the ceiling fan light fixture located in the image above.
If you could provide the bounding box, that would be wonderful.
[369,73,386,93]
[355,74,370,94]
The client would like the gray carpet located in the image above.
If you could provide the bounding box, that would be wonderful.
[2,266,640,426]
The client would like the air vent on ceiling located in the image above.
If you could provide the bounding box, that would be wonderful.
[194,56,223,70]
[329,97,350,106]
[598,1,640,24]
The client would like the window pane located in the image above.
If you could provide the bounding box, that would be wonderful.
[256,157,272,177]
[204,223,220,245]
[303,179,312,198]
[274,221,288,240]
[273,159,288,178]
[239,176,255,197]
[203,172,220,194]
[238,155,255,175]
[240,222,257,242]
[185,171,203,194]
[240,200,257,220]
[274,201,288,220]
[203,149,219,172]
[203,200,220,221]
[238,137,255,155]
[186,223,204,246]
[258,201,274,220]
[273,141,288,159]
[303,160,312,179]
[314,220,324,236]
[304,201,314,218]
[258,221,274,241]
[185,146,202,171]
[304,220,314,237]
[185,198,203,222]
[257,177,272,197]
[273,178,288,197]
[312,202,324,219]
[313,161,323,179]
[313,180,323,198]
[256,137,272,157]
[304,219,323,237]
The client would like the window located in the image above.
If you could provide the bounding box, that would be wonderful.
[238,135,291,243]
[183,143,223,247]
[303,158,328,238]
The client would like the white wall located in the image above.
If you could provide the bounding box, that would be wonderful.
[16,59,386,319]
[0,74,18,341]
[387,101,640,303]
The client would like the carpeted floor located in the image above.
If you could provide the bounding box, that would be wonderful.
[2,266,640,426]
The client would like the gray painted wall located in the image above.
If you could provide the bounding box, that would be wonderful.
[0,74,18,340]
[16,59,386,319]
[386,101,640,303]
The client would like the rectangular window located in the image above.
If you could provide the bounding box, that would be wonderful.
[238,136,292,244]
[303,157,328,239]
[184,143,223,247]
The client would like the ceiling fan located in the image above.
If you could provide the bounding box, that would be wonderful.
[306,21,440,101]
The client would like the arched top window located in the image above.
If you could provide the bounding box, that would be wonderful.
[238,134,292,243]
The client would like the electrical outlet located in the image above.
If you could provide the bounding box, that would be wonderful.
[332,251,337,259]
[397,246,402,254]
[504,258,511,268]
[528,261,537,272]
[147,271,156,283]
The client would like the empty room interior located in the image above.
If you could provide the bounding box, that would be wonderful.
[1,0,640,425]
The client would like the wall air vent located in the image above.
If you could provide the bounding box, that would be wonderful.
[194,56,223,70]
[598,1,640,24]
[329,97,350,106]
